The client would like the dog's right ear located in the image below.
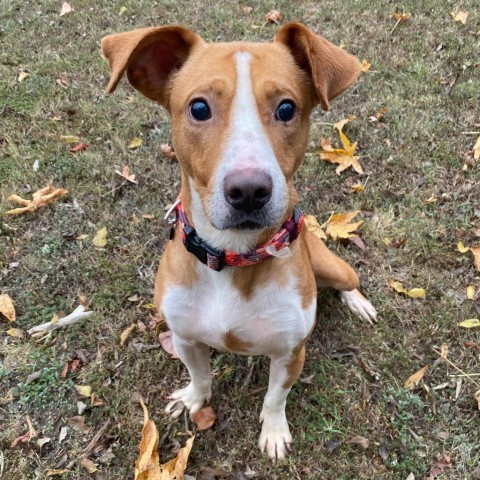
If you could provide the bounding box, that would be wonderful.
[101,26,203,107]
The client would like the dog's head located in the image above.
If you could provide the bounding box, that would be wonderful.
[102,24,360,248]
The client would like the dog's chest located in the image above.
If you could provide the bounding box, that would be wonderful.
[162,266,315,357]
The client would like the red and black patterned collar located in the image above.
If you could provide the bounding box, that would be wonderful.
[166,199,304,272]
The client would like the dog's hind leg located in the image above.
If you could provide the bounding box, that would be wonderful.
[303,228,377,322]
[165,334,212,417]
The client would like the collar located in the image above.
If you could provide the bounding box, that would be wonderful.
[165,199,304,272]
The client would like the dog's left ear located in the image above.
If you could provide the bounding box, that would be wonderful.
[101,26,203,107]
[275,23,361,111]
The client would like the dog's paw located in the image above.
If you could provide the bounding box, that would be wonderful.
[258,410,292,461]
[165,382,212,418]
[340,289,377,324]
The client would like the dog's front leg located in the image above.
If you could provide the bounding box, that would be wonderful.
[165,334,212,417]
[259,345,305,460]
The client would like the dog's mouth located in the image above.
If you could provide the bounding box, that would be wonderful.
[212,209,279,231]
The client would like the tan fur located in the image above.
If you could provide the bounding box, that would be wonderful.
[283,343,306,389]
[223,331,253,353]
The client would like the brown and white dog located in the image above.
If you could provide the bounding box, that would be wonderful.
[101,23,377,460]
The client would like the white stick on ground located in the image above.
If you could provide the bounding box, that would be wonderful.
[28,305,94,335]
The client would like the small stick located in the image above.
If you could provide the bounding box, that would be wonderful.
[432,348,480,389]
[28,305,94,335]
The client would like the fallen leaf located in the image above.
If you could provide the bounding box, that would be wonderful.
[80,457,98,474]
[333,115,357,132]
[265,10,282,24]
[360,59,371,73]
[405,473,415,480]
[69,142,88,153]
[191,406,217,431]
[457,242,470,253]
[142,213,154,219]
[159,331,179,358]
[405,366,428,390]
[451,11,468,24]
[91,393,107,407]
[424,193,437,204]
[120,324,136,346]
[18,71,29,82]
[75,385,92,398]
[471,246,480,271]
[369,107,388,122]
[46,470,67,477]
[346,435,369,449]
[388,279,426,298]
[393,11,411,21]
[11,415,37,447]
[320,129,364,175]
[466,285,475,300]
[0,294,16,322]
[92,227,108,247]
[6,186,68,215]
[440,344,448,360]
[119,6,127,14]
[61,135,81,143]
[475,391,480,410]
[7,328,24,338]
[67,416,90,434]
[351,184,364,192]
[114,165,138,184]
[60,2,74,16]
[473,136,480,160]
[128,137,142,149]
[37,437,51,448]
[161,143,176,159]
[304,215,327,240]
[325,438,342,454]
[326,211,363,240]
[458,319,480,329]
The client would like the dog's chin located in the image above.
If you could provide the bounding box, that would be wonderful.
[210,211,278,232]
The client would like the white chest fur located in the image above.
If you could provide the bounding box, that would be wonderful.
[162,264,316,357]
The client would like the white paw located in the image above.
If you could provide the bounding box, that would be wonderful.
[165,382,212,418]
[258,410,292,461]
[340,289,377,323]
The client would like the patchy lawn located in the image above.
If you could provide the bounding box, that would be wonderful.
[1,0,479,478]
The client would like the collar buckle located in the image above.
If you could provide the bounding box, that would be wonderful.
[184,224,226,272]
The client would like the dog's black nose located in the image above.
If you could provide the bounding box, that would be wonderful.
[223,170,273,213]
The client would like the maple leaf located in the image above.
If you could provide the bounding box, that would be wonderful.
[115,165,138,184]
[326,211,364,240]
[405,366,428,390]
[5,186,68,215]
[360,59,371,73]
[393,11,411,21]
[0,293,16,322]
[304,215,327,240]
[319,130,364,175]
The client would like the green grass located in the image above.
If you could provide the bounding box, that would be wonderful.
[1,0,480,478]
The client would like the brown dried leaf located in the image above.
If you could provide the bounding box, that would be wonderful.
[67,416,91,434]
[115,165,138,184]
[0,294,16,322]
[440,344,448,360]
[159,331,179,358]
[11,415,37,447]
[161,143,176,159]
[405,366,428,390]
[6,186,68,215]
[191,406,217,431]
[333,115,357,132]
[319,130,364,175]
[160,435,195,479]
[135,398,161,479]
[120,324,136,346]
[326,211,363,241]
[69,142,89,153]
[265,10,282,24]
[451,11,468,25]
[470,246,480,271]
[393,11,411,21]
[46,470,67,477]
[360,59,371,73]
[346,435,369,450]
[80,457,98,474]
[304,215,327,240]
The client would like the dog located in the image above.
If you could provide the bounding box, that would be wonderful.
[101,22,377,460]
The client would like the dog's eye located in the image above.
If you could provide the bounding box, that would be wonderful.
[189,99,211,121]
[275,100,296,122]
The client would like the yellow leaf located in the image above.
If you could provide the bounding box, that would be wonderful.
[393,11,411,21]
[6,186,68,215]
[319,129,364,175]
[119,6,127,14]
[471,246,480,271]
[135,398,162,480]
[406,288,426,299]
[466,285,475,300]
[473,136,480,160]
[360,59,371,73]
[120,324,136,347]
[128,137,142,149]
[457,242,470,253]
[388,279,408,294]
[141,303,157,310]
[18,72,30,82]
[92,227,108,247]
[75,385,92,397]
[382,238,391,246]
[46,470,67,477]
[304,215,327,240]
[326,211,363,241]
[405,366,428,390]
[80,458,98,474]
[458,319,480,329]
[451,10,468,25]
[424,194,437,204]
[352,184,364,192]
[0,294,16,322]
[7,328,24,338]
[160,435,195,479]
[333,115,357,132]
[60,135,81,144]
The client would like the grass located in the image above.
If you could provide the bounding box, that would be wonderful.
[1,0,479,478]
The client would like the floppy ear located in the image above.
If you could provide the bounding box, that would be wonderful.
[275,23,361,111]
[101,26,203,107]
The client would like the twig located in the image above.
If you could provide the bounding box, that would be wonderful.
[449,373,480,377]
[28,305,94,335]
[81,420,110,458]
[432,348,480,389]
[390,18,401,34]
[461,131,480,135]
